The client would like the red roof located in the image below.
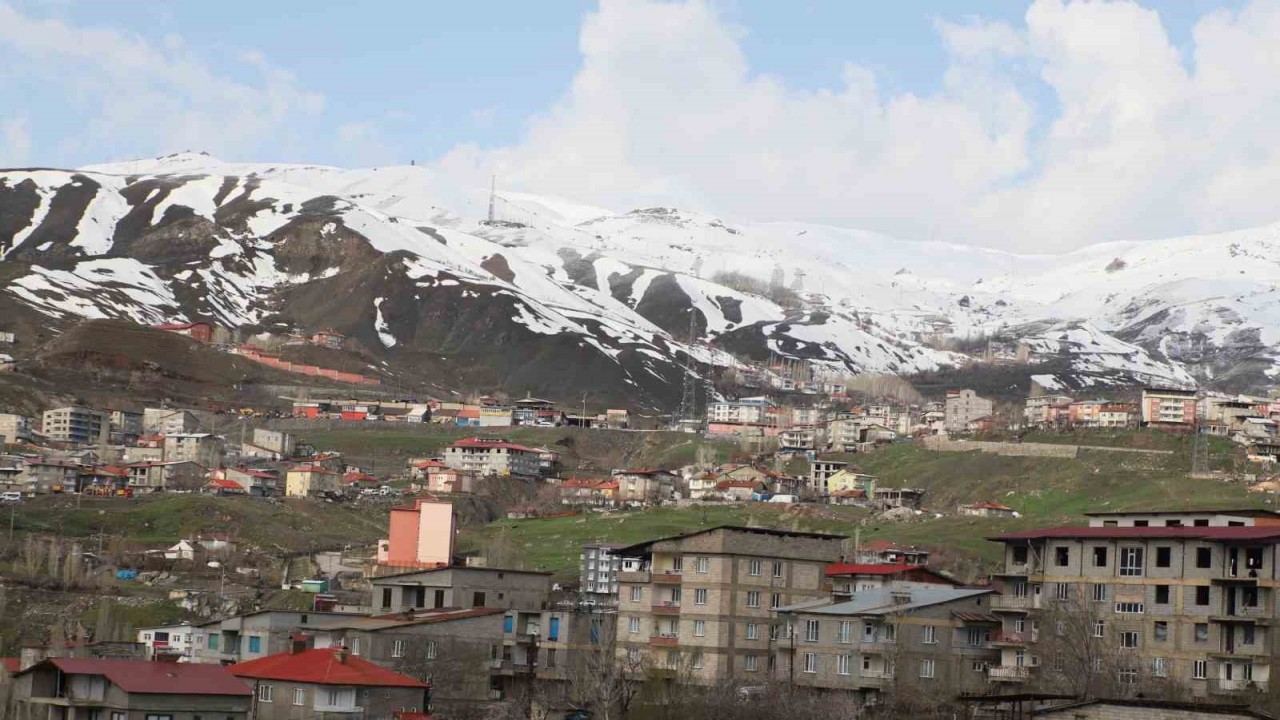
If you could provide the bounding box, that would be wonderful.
[993,526,1280,542]
[342,472,378,485]
[448,436,540,453]
[153,322,210,331]
[456,408,481,419]
[825,563,925,577]
[716,480,760,490]
[414,460,445,470]
[23,658,250,695]
[230,648,428,688]
[208,478,243,491]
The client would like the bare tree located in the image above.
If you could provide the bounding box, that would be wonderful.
[561,631,648,720]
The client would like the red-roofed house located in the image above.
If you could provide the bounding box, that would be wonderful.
[825,563,958,595]
[613,468,676,504]
[207,476,248,495]
[230,646,428,719]
[286,465,341,497]
[13,657,251,718]
[958,500,1017,518]
[442,437,541,478]
[341,471,380,490]
[559,478,619,506]
[153,321,214,343]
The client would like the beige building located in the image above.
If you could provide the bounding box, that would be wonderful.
[142,406,200,434]
[442,437,542,478]
[163,432,223,467]
[41,406,109,444]
[945,389,994,433]
[230,646,428,719]
[0,412,31,444]
[285,464,341,497]
[370,566,553,614]
[613,526,847,684]
[989,508,1280,697]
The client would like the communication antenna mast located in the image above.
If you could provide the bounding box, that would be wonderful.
[1192,423,1209,476]
[487,175,497,224]
[676,310,699,426]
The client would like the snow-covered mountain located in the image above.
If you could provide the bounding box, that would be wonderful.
[2,152,1276,406]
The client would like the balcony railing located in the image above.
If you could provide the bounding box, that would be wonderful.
[652,601,681,615]
[989,630,1036,645]
[988,666,1031,681]
[652,571,683,584]
[650,634,679,647]
[989,595,1036,611]
[618,570,651,584]
[1210,678,1267,693]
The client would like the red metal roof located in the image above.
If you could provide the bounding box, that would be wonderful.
[208,478,244,490]
[825,563,925,577]
[23,658,250,695]
[448,436,540,453]
[230,648,428,688]
[153,322,210,331]
[993,526,1280,541]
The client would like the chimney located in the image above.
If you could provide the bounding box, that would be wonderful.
[334,645,349,664]
[289,633,308,654]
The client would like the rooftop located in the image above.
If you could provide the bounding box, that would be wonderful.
[992,526,1280,542]
[230,647,427,688]
[613,525,848,556]
[777,587,993,616]
[1083,508,1280,517]
[20,658,250,696]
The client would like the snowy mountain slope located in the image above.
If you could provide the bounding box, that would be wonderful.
[3,152,1279,402]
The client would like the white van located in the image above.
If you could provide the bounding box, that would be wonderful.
[0,491,23,503]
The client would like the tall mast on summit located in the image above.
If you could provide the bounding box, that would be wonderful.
[487,175,497,224]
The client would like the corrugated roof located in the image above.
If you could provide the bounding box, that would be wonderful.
[22,658,251,696]
[229,648,427,688]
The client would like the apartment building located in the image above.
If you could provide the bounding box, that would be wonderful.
[779,425,823,452]
[945,390,995,433]
[1024,394,1073,427]
[987,509,1280,697]
[708,397,777,426]
[142,407,200,434]
[192,610,366,664]
[0,413,31,445]
[370,566,552,614]
[442,437,542,478]
[613,526,847,684]
[773,587,1001,705]
[41,406,109,444]
[581,542,625,603]
[1141,387,1198,429]
[163,432,223,467]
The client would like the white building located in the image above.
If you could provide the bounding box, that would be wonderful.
[136,623,198,660]
[580,542,624,603]
[442,437,541,478]
[708,396,776,425]
[142,407,200,435]
[944,389,994,433]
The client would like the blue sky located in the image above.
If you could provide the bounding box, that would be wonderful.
[0,0,1275,251]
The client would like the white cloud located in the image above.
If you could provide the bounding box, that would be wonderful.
[0,2,323,165]
[433,0,1280,251]
[0,115,31,166]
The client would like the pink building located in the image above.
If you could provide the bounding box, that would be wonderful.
[377,497,455,569]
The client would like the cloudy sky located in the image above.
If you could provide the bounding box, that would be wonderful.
[1,0,1276,252]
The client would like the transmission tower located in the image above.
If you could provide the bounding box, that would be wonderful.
[675,311,698,426]
[487,175,497,224]
[1191,424,1209,475]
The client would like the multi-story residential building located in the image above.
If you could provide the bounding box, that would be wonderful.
[1098,402,1138,428]
[1068,399,1107,427]
[21,459,80,494]
[987,508,1280,696]
[11,658,251,719]
[142,406,200,435]
[613,468,676,504]
[242,428,297,460]
[41,406,109,444]
[808,459,847,497]
[442,437,542,478]
[370,566,553,614]
[945,390,994,433]
[136,623,198,660]
[825,562,957,596]
[1141,387,1198,429]
[0,412,31,445]
[581,543,625,602]
[378,496,455,569]
[163,432,223,467]
[192,610,366,664]
[613,526,847,684]
[285,464,341,497]
[779,425,823,452]
[773,587,1001,706]
[1024,394,1073,427]
[708,397,778,426]
[108,409,143,444]
[230,646,429,719]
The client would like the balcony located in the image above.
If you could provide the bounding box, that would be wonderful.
[652,601,682,616]
[993,564,1041,577]
[618,570,651,584]
[1211,606,1272,624]
[858,640,895,653]
[650,634,679,647]
[988,631,1036,647]
[652,571,683,584]
[857,670,894,687]
[315,705,363,714]
[989,595,1036,612]
[1210,679,1268,694]
[988,666,1031,682]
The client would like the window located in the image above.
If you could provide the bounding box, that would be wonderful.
[1051,653,1065,672]
[1117,667,1138,685]
[1055,583,1070,601]
[1193,659,1207,679]
[1133,520,1149,527]
[1120,631,1139,648]
[920,659,936,679]
[803,652,818,674]
[208,634,219,650]
[1152,657,1167,678]
[143,633,151,640]
[672,556,684,572]
[1093,547,1108,567]
[1196,547,1212,568]
[746,623,759,640]
[1194,519,1210,527]
[630,586,643,603]
[1155,546,1172,567]
[1195,623,1209,642]
[1114,602,1144,614]
[744,654,758,672]
[922,625,936,644]
[769,624,780,641]
[292,688,305,706]
[692,652,704,669]
[504,615,514,633]
[1155,585,1170,604]
[351,637,361,656]
[695,556,709,574]
[426,641,438,659]
[1054,547,1069,566]
[837,654,851,676]
[473,591,486,607]
[145,716,173,720]
[628,617,640,634]
[324,688,356,710]
[1244,625,1256,645]
[1119,547,1144,576]
[1013,546,1029,564]
[694,588,708,606]
[247,635,261,654]
[1195,586,1210,606]
[772,561,784,578]
[837,621,853,644]
[770,593,782,609]
[382,587,393,607]
[1092,620,1105,638]
[748,559,762,576]
[805,620,820,642]
[1091,584,1107,603]
[258,685,274,703]
[694,620,706,637]
[1154,621,1169,642]
[746,591,760,608]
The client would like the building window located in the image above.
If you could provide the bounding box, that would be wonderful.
[695,557,709,574]
[920,659,936,679]
[672,556,684,572]
[426,641,438,659]
[1091,584,1107,603]
[292,688,305,706]
[1195,586,1210,606]
[1120,631,1139,649]
[805,620,820,642]
[744,654,758,672]
[628,617,640,634]
[1155,585,1170,604]
[1117,667,1138,685]
[1155,546,1172,568]
[694,589,708,605]
[1114,602,1143,614]
[208,634,219,650]
[922,625,936,645]
[746,591,760,608]
[1055,583,1070,601]
[1195,624,1209,642]
[258,685,274,703]
[770,593,782,609]
[1092,547,1107,567]
[1152,657,1167,678]
[692,652,703,669]
[1243,625,1256,645]
[1054,547,1069,566]
[748,559,762,576]
[1119,547,1144,577]
[837,621,853,644]
[247,636,261,654]
[392,640,406,658]
[694,620,706,637]
[351,637,361,656]
[1196,547,1212,568]
[772,561,784,578]
[1092,620,1105,638]
[1154,621,1169,642]
[803,653,818,674]
[630,586,643,603]
[746,623,759,640]
[837,654,851,676]
[1193,660,1207,679]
